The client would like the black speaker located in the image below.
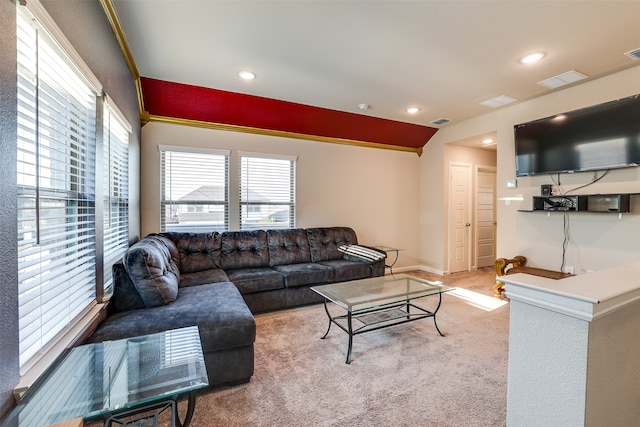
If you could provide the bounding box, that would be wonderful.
[541,184,552,196]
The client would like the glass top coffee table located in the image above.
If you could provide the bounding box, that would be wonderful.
[311,274,454,364]
[2,326,208,427]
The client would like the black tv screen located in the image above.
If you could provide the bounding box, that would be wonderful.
[514,94,640,177]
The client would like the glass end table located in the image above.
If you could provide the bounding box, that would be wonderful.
[2,326,208,427]
[367,245,404,274]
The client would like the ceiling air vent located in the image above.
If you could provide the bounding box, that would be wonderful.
[538,70,588,89]
[624,48,640,60]
[431,118,451,125]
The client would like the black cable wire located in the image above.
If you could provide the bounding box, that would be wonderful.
[564,170,610,195]
[552,169,610,272]
[561,212,570,272]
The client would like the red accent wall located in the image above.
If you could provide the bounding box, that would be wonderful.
[141,77,438,149]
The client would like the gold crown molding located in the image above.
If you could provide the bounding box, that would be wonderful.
[149,115,422,155]
[99,0,148,124]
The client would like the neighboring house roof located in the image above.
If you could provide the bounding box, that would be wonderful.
[178,185,269,202]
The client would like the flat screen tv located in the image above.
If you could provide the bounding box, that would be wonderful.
[514,94,640,177]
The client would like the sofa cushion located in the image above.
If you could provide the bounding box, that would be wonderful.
[221,230,271,270]
[267,229,312,266]
[226,267,285,294]
[272,263,334,288]
[161,231,222,273]
[89,282,256,353]
[307,227,359,262]
[180,268,230,288]
[319,259,373,282]
[123,235,180,307]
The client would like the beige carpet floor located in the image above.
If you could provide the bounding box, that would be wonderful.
[184,267,510,427]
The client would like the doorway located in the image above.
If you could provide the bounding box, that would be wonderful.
[476,168,496,268]
[449,163,471,273]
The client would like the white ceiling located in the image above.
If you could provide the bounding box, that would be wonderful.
[111,0,640,147]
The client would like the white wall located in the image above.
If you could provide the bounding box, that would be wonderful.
[421,65,640,274]
[141,123,422,266]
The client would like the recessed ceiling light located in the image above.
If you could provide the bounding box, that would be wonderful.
[519,52,546,64]
[358,103,370,110]
[482,138,494,144]
[238,71,256,80]
[406,107,420,114]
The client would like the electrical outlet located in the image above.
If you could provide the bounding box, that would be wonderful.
[564,265,575,274]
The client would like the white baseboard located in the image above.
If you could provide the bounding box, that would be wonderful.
[390,265,445,276]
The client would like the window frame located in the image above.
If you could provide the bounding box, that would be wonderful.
[157,148,298,233]
[159,145,230,233]
[239,152,297,231]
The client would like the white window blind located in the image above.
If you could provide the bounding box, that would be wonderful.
[103,101,130,295]
[17,7,99,369]
[240,153,296,230]
[160,147,229,233]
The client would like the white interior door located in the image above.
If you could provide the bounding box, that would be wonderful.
[449,163,471,273]
[476,170,496,268]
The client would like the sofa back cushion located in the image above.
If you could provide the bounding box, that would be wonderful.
[221,230,271,270]
[267,229,312,267]
[307,227,359,262]
[123,235,180,307]
[161,231,222,274]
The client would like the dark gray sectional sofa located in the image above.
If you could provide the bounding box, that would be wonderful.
[88,227,385,388]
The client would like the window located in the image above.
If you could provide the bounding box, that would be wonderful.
[240,153,296,230]
[159,149,296,232]
[17,6,99,369]
[160,146,229,233]
[102,101,130,295]
[15,2,130,375]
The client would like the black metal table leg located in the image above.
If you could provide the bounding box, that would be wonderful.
[176,391,197,427]
[346,311,353,364]
[432,292,445,337]
[385,249,400,275]
[320,299,332,339]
